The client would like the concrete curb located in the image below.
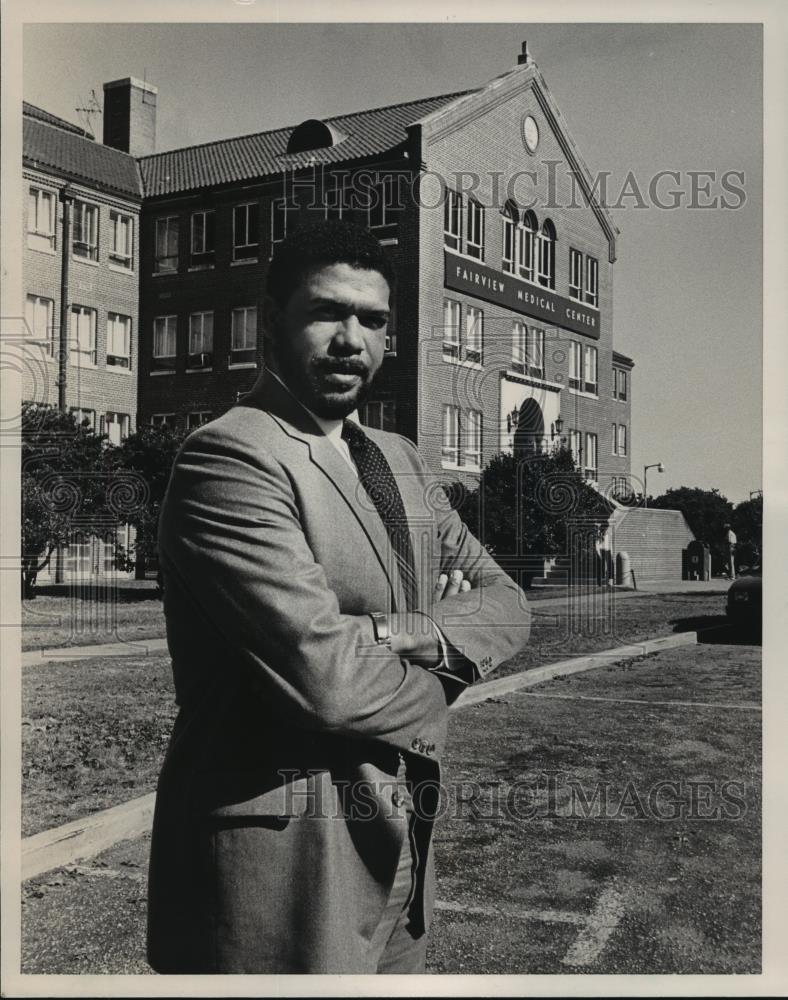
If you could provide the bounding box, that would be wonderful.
[21,631,697,881]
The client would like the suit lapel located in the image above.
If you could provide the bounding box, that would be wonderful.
[238,369,407,612]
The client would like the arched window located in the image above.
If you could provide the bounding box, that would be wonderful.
[501,201,519,274]
[538,218,556,289]
[518,210,538,282]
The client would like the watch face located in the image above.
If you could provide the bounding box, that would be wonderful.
[522,114,539,153]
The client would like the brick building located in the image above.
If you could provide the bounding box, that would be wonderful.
[133,42,633,496]
[23,47,649,581]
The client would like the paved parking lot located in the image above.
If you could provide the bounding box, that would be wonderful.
[20,635,761,976]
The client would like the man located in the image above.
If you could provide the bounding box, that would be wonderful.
[146,220,530,974]
[724,522,737,579]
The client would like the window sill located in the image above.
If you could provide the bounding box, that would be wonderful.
[443,356,483,371]
[150,368,176,376]
[106,365,133,375]
[568,293,600,312]
[108,263,135,275]
[70,361,97,369]
[228,362,258,370]
[230,258,259,267]
[378,237,399,248]
[568,387,599,400]
[185,367,214,374]
[441,460,481,473]
[72,255,99,268]
[152,270,178,278]
[188,264,215,272]
[444,247,486,266]
[27,242,56,256]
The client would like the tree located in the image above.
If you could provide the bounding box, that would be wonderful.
[453,444,612,587]
[21,403,116,598]
[113,423,186,580]
[731,494,762,571]
[649,486,734,574]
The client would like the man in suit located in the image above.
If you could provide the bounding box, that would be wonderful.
[146,219,531,974]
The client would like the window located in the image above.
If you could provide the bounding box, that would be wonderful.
[526,326,544,377]
[368,175,399,230]
[512,321,527,373]
[537,219,555,288]
[583,345,598,395]
[151,413,177,427]
[188,312,214,368]
[465,410,482,469]
[502,204,517,274]
[323,174,349,222]
[518,211,537,282]
[102,411,130,445]
[569,341,582,390]
[465,306,483,365]
[271,198,289,247]
[109,211,133,268]
[585,256,599,307]
[442,298,461,360]
[360,400,396,432]
[442,404,461,466]
[107,312,131,368]
[617,423,627,457]
[614,367,628,401]
[25,294,55,355]
[69,407,95,431]
[72,201,99,261]
[231,306,257,365]
[66,532,93,577]
[569,247,583,300]
[584,432,598,481]
[568,428,582,465]
[443,189,463,251]
[154,216,179,273]
[384,298,397,355]
[612,423,618,455]
[152,315,177,372]
[570,342,597,394]
[69,306,96,367]
[186,411,212,430]
[190,210,215,265]
[233,203,259,261]
[467,199,484,260]
[28,187,56,251]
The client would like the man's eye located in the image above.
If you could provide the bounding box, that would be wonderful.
[361,314,388,330]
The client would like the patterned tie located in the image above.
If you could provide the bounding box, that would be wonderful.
[341,419,418,611]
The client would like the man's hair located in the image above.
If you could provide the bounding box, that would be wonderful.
[265,218,395,308]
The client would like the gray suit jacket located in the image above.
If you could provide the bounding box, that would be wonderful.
[146,368,531,973]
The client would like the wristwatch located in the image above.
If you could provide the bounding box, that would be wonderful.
[368,612,392,649]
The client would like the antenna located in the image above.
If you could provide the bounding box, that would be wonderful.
[75,89,102,137]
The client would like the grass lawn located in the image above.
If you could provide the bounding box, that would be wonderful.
[21,592,733,837]
[21,583,164,652]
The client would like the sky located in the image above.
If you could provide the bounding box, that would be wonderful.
[21,21,763,502]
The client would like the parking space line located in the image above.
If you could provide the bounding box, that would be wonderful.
[518,692,761,711]
[561,883,629,967]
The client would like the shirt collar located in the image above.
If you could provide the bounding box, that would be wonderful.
[266,366,360,442]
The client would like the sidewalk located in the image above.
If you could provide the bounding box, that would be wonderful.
[21,579,730,668]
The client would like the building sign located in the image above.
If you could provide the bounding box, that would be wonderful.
[444,251,600,339]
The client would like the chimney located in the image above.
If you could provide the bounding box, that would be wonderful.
[102,77,157,157]
[518,40,532,66]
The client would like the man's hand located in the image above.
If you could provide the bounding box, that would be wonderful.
[434,570,472,601]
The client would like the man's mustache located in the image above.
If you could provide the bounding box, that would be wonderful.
[314,358,369,377]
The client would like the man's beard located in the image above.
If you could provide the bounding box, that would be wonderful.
[270,342,378,419]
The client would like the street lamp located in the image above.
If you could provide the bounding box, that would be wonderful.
[643,462,664,507]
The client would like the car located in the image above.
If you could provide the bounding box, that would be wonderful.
[726,567,762,633]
